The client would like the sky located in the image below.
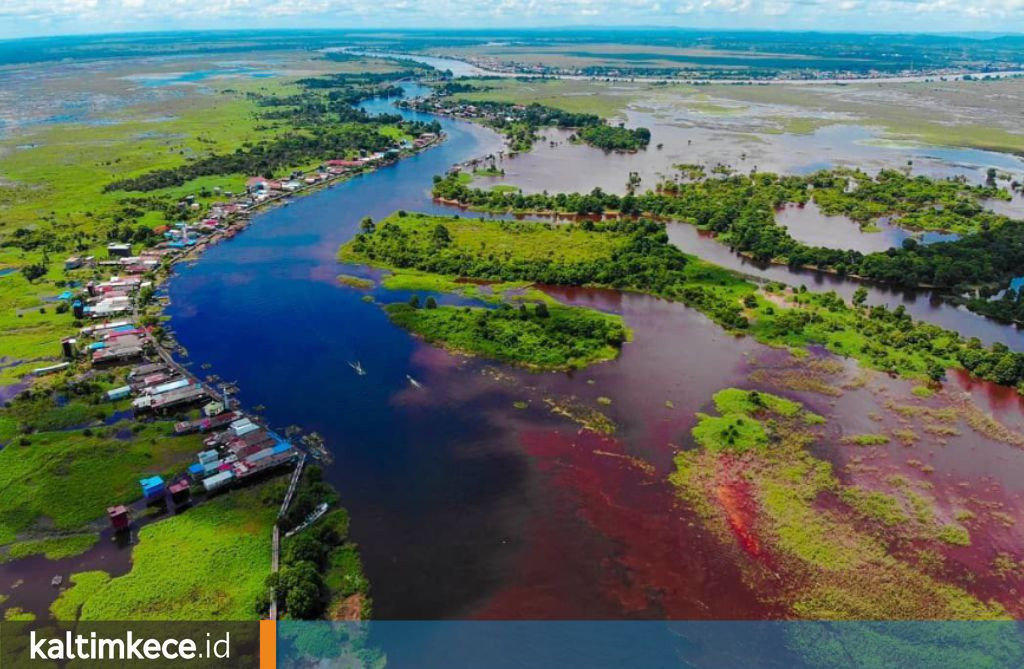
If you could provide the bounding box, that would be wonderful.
[0,0,1022,39]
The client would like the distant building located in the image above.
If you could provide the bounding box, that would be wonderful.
[107,243,132,258]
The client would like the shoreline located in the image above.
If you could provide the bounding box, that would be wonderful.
[0,103,449,620]
[345,49,1024,86]
[430,195,1024,315]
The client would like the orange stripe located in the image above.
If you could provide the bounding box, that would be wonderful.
[260,619,277,669]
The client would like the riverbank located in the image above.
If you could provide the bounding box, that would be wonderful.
[0,78,449,622]
[339,207,997,397]
[348,49,1024,86]
[6,52,1024,624]
[154,78,1024,621]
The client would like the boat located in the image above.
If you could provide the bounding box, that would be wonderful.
[348,361,366,376]
[284,502,330,538]
[407,375,423,389]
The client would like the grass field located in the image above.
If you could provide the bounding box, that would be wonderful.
[695,80,1024,155]
[340,212,627,267]
[0,422,203,547]
[446,76,1024,155]
[451,78,643,119]
[63,486,276,620]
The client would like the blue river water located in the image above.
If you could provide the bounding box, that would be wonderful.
[162,84,1024,620]
[165,86,531,618]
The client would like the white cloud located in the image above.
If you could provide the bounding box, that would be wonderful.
[0,0,1022,37]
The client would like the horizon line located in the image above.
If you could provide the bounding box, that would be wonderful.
[3,25,1024,44]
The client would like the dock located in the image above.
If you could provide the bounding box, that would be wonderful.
[278,453,307,521]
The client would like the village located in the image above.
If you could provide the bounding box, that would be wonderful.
[22,130,442,612]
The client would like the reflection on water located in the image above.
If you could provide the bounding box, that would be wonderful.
[339,50,494,79]
[664,222,1024,350]
[126,67,276,87]
[775,201,958,254]
[8,80,1023,622]
[477,120,1024,198]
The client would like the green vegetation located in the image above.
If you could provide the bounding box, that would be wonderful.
[105,68,438,193]
[812,168,1008,234]
[692,389,818,452]
[66,486,275,620]
[50,570,112,621]
[384,299,627,370]
[431,168,1020,293]
[936,523,972,547]
[573,124,651,151]
[0,421,203,546]
[711,387,803,417]
[341,209,1024,394]
[336,273,376,289]
[843,433,891,446]
[48,468,367,622]
[3,534,98,563]
[431,173,1024,392]
[260,467,370,620]
[3,607,35,621]
[340,211,754,329]
[342,212,627,268]
[445,78,638,118]
[969,286,1024,325]
[672,387,1006,619]
[410,86,647,152]
[691,413,768,452]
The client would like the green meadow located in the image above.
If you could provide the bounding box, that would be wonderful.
[0,422,203,551]
[55,486,276,620]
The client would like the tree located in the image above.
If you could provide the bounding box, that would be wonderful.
[285,532,330,569]
[278,561,327,619]
[992,353,1021,386]
[748,390,763,407]
[853,287,868,307]
[21,264,46,282]
[534,302,550,318]
[359,216,375,233]
[408,295,420,308]
[927,361,946,385]
[425,296,437,309]
[431,224,452,247]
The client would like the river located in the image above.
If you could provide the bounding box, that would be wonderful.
[0,52,1022,625]
[4,74,1023,621]
[155,80,1024,620]
[160,83,782,618]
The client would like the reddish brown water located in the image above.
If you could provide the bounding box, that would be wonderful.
[0,527,132,619]
[20,88,1010,623]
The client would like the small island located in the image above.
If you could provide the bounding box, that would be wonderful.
[339,212,631,370]
[385,297,627,371]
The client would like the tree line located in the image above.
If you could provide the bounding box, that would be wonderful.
[432,170,1024,304]
[106,69,434,193]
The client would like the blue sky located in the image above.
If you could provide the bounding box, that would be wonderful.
[0,0,1021,39]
